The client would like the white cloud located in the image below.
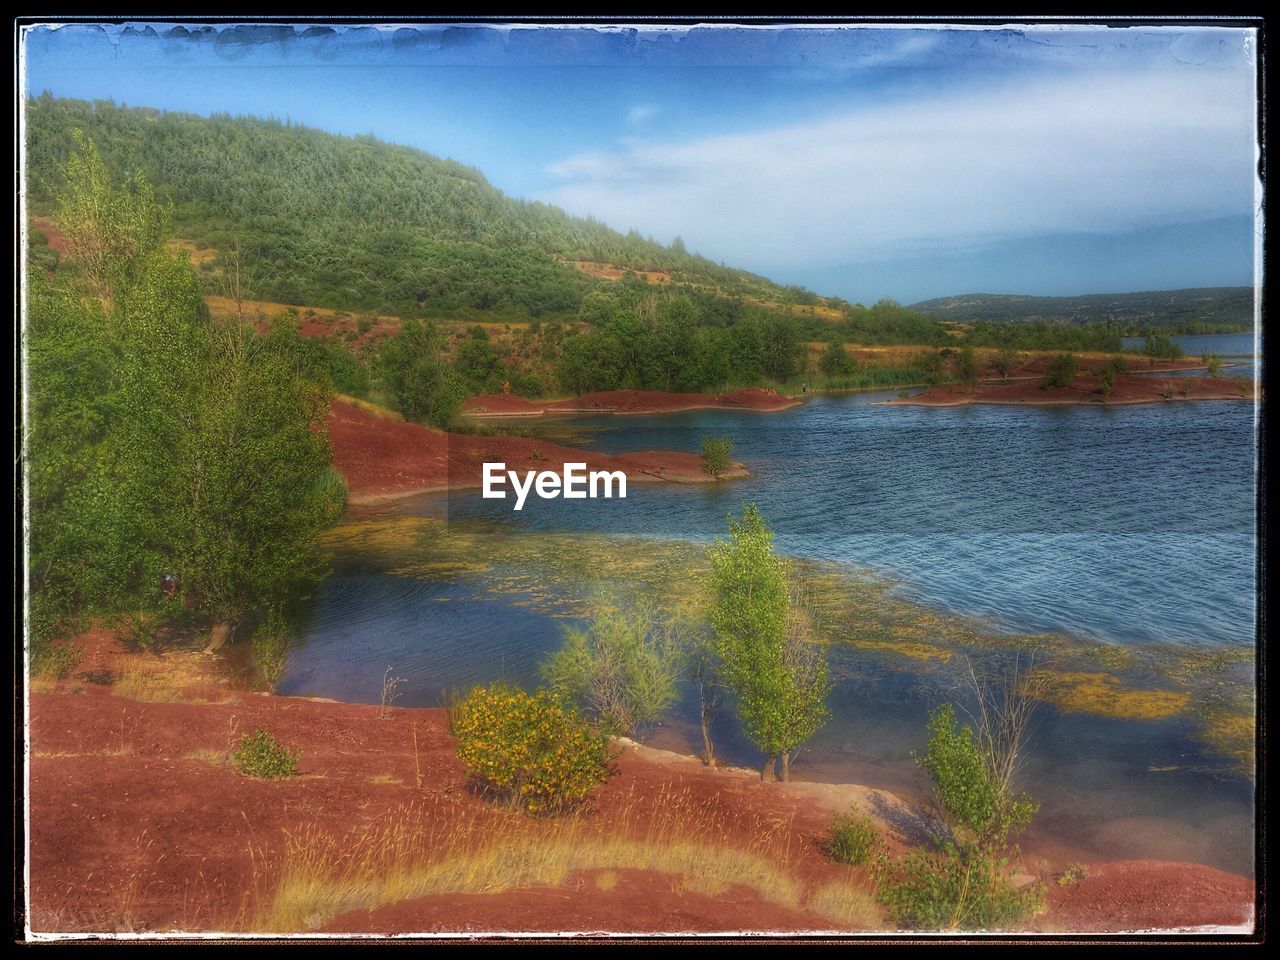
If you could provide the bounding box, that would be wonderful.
[540,67,1256,272]
[626,103,659,125]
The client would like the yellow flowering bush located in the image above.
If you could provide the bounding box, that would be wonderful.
[452,683,614,813]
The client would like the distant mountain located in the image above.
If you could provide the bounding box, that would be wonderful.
[24,95,801,320]
[909,288,1254,334]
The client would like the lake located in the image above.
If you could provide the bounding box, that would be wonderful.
[280,338,1259,874]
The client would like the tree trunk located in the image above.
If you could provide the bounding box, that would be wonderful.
[761,753,777,782]
[780,750,792,782]
[205,620,234,653]
[700,711,716,767]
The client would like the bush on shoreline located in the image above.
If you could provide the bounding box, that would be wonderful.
[452,684,614,814]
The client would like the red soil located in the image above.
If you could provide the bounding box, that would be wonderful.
[326,400,748,503]
[890,375,1256,408]
[25,638,1255,935]
[463,388,801,418]
[1032,861,1254,933]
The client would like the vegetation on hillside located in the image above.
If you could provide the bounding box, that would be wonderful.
[26,131,344,653]
[911,288,1253,335]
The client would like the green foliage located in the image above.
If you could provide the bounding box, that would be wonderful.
[819,341,857,377]
[26,97,795,317]
[1203,353,1224,377]
[51,129,171,299]
[1040,353,1078,389]
[26,134,344,635]
[30,636,82,680]
[913,288,1251,335]
[967,321,1122,353]
[1099,367,1115,397]
[233,729,301,779]
[1143,333,1185,361]
[376,318,466,426]
[452,683,614,814]
[706,505,831,778]
[700,436,734,480]
[251,606,292,690]
[825,807,881,866]
[874,842,1044,931]
[843,299,950,346]
[454,332,506,394]
[540,604,682,736]
[916,704,1037,846]
[953,345,979,388]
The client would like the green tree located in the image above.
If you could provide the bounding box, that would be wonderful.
[377,318,466,426]
[700,436,734,480]
[1040,353,1077,389]
[52,129,171,301]
[819,340,856,377]
[27,133,344,651]
[1203,353,1224,377]
[541,603,682,736]
[706,504,831,781]
[954,346,979,389]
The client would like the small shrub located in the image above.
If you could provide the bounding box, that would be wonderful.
[916,703,1036,845]
[1180,377,1200,397]
[1158,383,1175,400]
[251,608,291,690]
[700,436,734,480]
[896,389,911,399]
[874,842,1044,931]
[826,807,881,866]
[452,683,614,813]
[1098,368,1115,398]
[1057,863,1088,887]
[233,729,301,779]
[1203,353,1223,377]
[541,605,681,736]
[1040,353,1077,389]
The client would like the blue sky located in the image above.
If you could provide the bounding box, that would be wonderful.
[21,22,1259,304]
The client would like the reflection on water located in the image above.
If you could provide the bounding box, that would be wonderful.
[282,348,1257,876]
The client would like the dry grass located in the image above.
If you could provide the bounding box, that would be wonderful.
[110,651,227,704]
[250,786,877,933]
[334,394,405,422]
[806,879,885,928]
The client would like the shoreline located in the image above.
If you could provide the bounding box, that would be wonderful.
[26,630,1256,935]
[329,398,753,505]
[884,373,1257,408]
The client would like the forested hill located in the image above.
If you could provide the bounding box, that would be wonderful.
[909,288,1254,334]
[24,95,799,319]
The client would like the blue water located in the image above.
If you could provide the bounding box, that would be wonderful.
[442,394,1258,649]
[1122,330,1260,379]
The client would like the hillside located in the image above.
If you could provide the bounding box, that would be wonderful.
[910,288,1254,334]
[23,95,806,321]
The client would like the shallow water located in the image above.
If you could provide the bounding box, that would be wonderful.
[280,344,1259,876]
